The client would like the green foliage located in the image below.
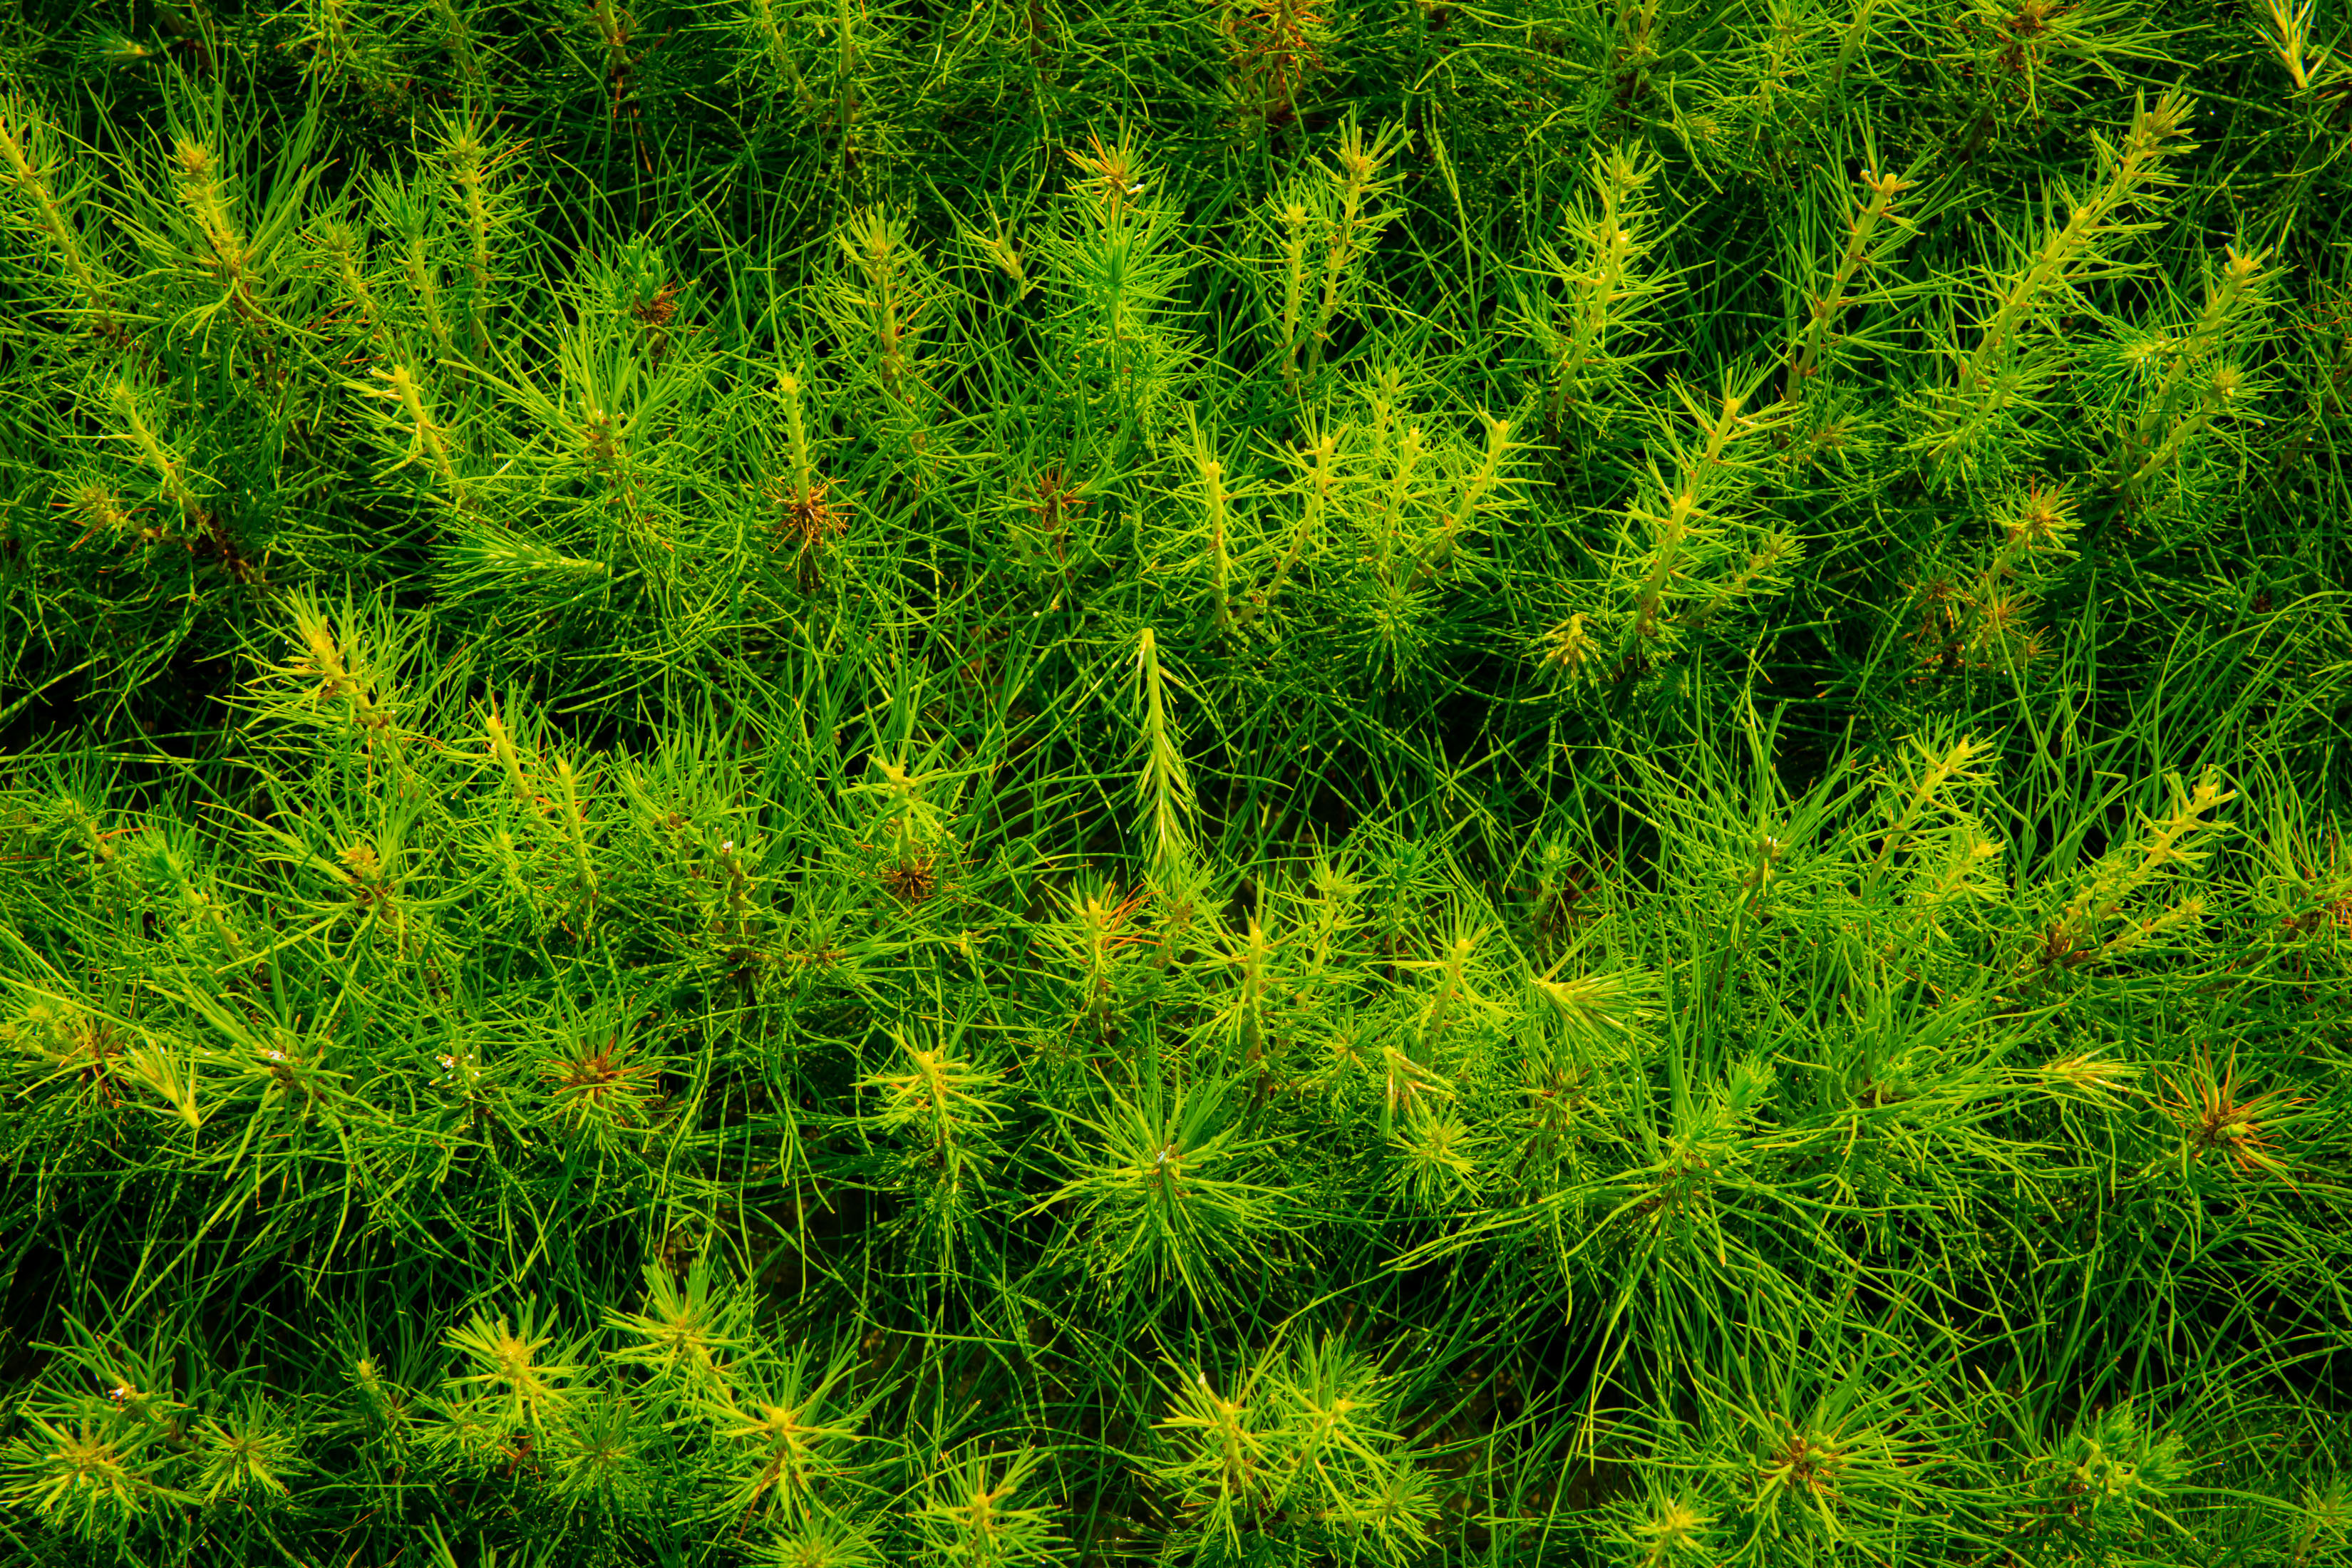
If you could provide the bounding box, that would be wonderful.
[3,0,2351,1563]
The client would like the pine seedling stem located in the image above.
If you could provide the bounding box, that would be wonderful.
[1868,736,1990,877]
[551,753,599,919]
[1276,199,1311,398]
[779,369,815,501]
[1133,628,1195,875]
[1552,146,1657,430]
[1632,394,1743,639]
[442,115,500,356]
[1936,91,2194,455]
[1785,166,1913,402]
[842,209,913,407]
[2120,244,2274,497]
[374,365,465,498]
[111,383,205,538]
[1412,411,1515,589]
[1237,423,1342,628]
[401,222,458,361]
[316,217,388,346]
[485,701,540,813]
[1183,409,1238,633]
[1303,117,1404,384]
[0,96,112,321]
[172,139,268,332]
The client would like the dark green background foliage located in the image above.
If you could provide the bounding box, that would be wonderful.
[4,0,2352,1561]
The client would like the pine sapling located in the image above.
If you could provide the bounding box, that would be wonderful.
[1132,629,1197,875]
[1917,90,2197,479]
[766,368,850,588]
[0,93,123,340]
[1177,407,1252,634]
[311,210,388,347]
[859,1025,1007,1264]
[2028,769,2234,973]
[2113,243,2281,507]
[1508,143,1678,445]
[914,1445,1069,1567]
[373,170,458,361]
[1543,380,1795,697]
[434,109,527,358]
[1234,418,1343,629]
[1299,113,1410,387]
[604,1255,753,1399]
[1410,411,1522,590]
[442,1302,581,1440]
[1781,160,1922,404]
[107,383,207,543]
[1215,0,1329,128]
[1151,1360,1279,1549]
[356,364,468,503]
[701,1346,867,1527]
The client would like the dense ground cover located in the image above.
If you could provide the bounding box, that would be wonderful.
[2,0,2350,1563]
